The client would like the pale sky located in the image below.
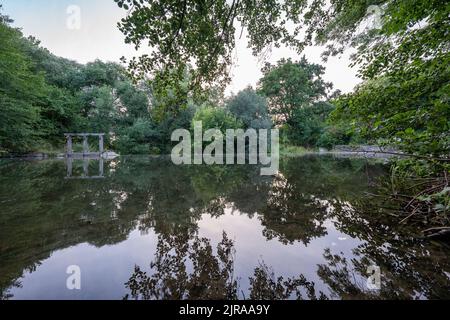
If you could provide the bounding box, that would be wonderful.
[2,0,361,96]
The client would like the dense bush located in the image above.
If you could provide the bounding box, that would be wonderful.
[317,126,352,150]
[114,118,160,155]
[192,106,243,133]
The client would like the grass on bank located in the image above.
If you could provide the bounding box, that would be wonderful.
[280,144,312,156]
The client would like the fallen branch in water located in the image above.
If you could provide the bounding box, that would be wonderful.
[423,226,450,232]
[381,152,450,162]
[399,207,419,224]
[337,146,450,162]
[423,227,450,239]
[367,173,449,233]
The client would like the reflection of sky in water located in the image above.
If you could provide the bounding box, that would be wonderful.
[197,210,365,299]
[10,209,363,300]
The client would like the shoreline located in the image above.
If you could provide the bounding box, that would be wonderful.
[0,150,401,161]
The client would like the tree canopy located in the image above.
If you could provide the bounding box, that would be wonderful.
[258,57,332,125]
[0,9,153,154]
[0,14,46,152]
[1,1,448,163]
[226,87,272,130]
[114,0,449,86]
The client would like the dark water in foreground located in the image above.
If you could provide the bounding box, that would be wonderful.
[0,156,449,300]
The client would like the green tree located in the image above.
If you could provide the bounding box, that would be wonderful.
[331,63,450,159]
[114,0,448,86]
[115,118,160,154]
[192,106,243,134]
[258,58,332,125]
[256,58,333,147]
[1,6,159,154]
[316,124,353,150]
[226,87,272,130]
[115,0,449,160]
[115,81,150,122]
[76,86,117,140]
[285,102,334,148]
[21,36,84,92]
[150,66,194,124]
[0,15,46,153]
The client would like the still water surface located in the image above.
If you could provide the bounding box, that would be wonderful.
[0,156,449,299]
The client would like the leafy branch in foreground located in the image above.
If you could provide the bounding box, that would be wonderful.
[115,1,449,87]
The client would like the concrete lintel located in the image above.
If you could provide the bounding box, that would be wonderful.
[64,133,105,137]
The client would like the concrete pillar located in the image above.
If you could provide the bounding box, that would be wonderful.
[83,158,89,177]
[66,157,73,177]
[67,135,73,156]
[83,135,89,155]
[99,135,104,154]
[99,158,104,177]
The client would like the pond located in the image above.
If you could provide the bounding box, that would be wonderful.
[0,155,449,300]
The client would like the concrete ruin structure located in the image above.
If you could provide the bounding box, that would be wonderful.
[64,133,105,157]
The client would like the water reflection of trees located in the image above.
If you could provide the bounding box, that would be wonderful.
[330,204,450,299]
[1,156,449,299]
[124,231,450,300]
[125,231,238,300]
[124,231,323,300]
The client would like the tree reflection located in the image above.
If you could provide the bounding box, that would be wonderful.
[255,156,384,245]
[124,231,327,300]
[125,231,238,300]
[1,156,450,299]
[124,234,450,300]
[259,172,328,245]
[326,202,450,299]
[248,262,326,300]
[316,249,380,300]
